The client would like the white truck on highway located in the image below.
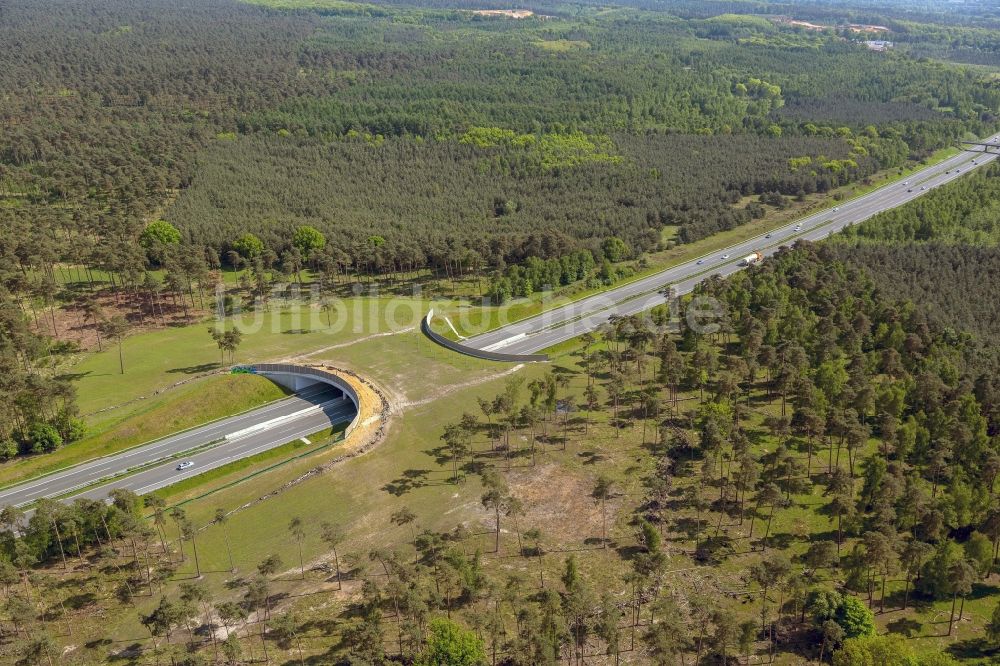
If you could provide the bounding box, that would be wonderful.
[739,251,763,267]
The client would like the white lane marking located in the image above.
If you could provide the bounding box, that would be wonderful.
[481,333,526,351]
[441,316,467,341]
[224,398,339,441]
[126,408,356,496]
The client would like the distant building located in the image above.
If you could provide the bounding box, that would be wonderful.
[863,40,893,52]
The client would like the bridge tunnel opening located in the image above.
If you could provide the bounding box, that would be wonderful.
[261,373,348,405]
[247,365,360,419]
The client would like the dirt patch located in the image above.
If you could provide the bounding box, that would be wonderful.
[42,282,210,351]
[506,463,611,547]
[471,9,535,18]
[773,17,825,30]
[848,23,890,32]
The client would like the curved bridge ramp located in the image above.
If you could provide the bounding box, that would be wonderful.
[422,310,548,363]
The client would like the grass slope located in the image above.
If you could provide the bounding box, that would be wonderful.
[66,297,428,417]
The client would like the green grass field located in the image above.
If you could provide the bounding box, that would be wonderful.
[67,297,429,417]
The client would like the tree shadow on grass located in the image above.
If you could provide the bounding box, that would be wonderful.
[745,428,771,447]
[105,642,143,661]
[551,365,577,377]
[382,469,432,496]
[194,621,220,639]
[167,362,222,374]
[968,580,1000,600]
[300,641,352,666]
[65,591,99,610]
[224,576,249,590]
[764,532,798,550]
[890,591,935,613]
[614,544,646,562]
[578,450,607,465]
[886,617,923,637]
[299,617,339,636]
[55,371,92,382]
[694,535,735,564]
[947,637,995,660]
[268,591,291,607]
[422,445,450,467]
[672,516,705,541]
[642,439,669,457]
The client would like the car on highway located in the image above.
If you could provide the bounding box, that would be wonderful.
[721,254,730,259]
[833,207,839,212]
[973,160,978,165]
[764,233,772,239]
[176,461,195,471]
[902,181,908,186]
[794,225,802,232]
[946,170,951,174]
[920,186,926,191]
[696,259,704,265]
[907,188,913,192]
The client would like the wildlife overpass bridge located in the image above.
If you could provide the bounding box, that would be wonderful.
[961,140,1000,153]
[0,364,362,509]
[246,363,362,437]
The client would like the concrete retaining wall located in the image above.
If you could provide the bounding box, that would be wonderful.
[422,310,548,363]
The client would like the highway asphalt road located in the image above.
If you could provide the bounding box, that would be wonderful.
[0,382,357,508]
[464,137,1000,355]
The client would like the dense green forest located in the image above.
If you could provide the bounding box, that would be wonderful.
[168,131,871,260]
[825,161,1000,426]
[3,0,1000,662]
[0,0,993,271]
[5,0,998,458]
[833,241,1000,382]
